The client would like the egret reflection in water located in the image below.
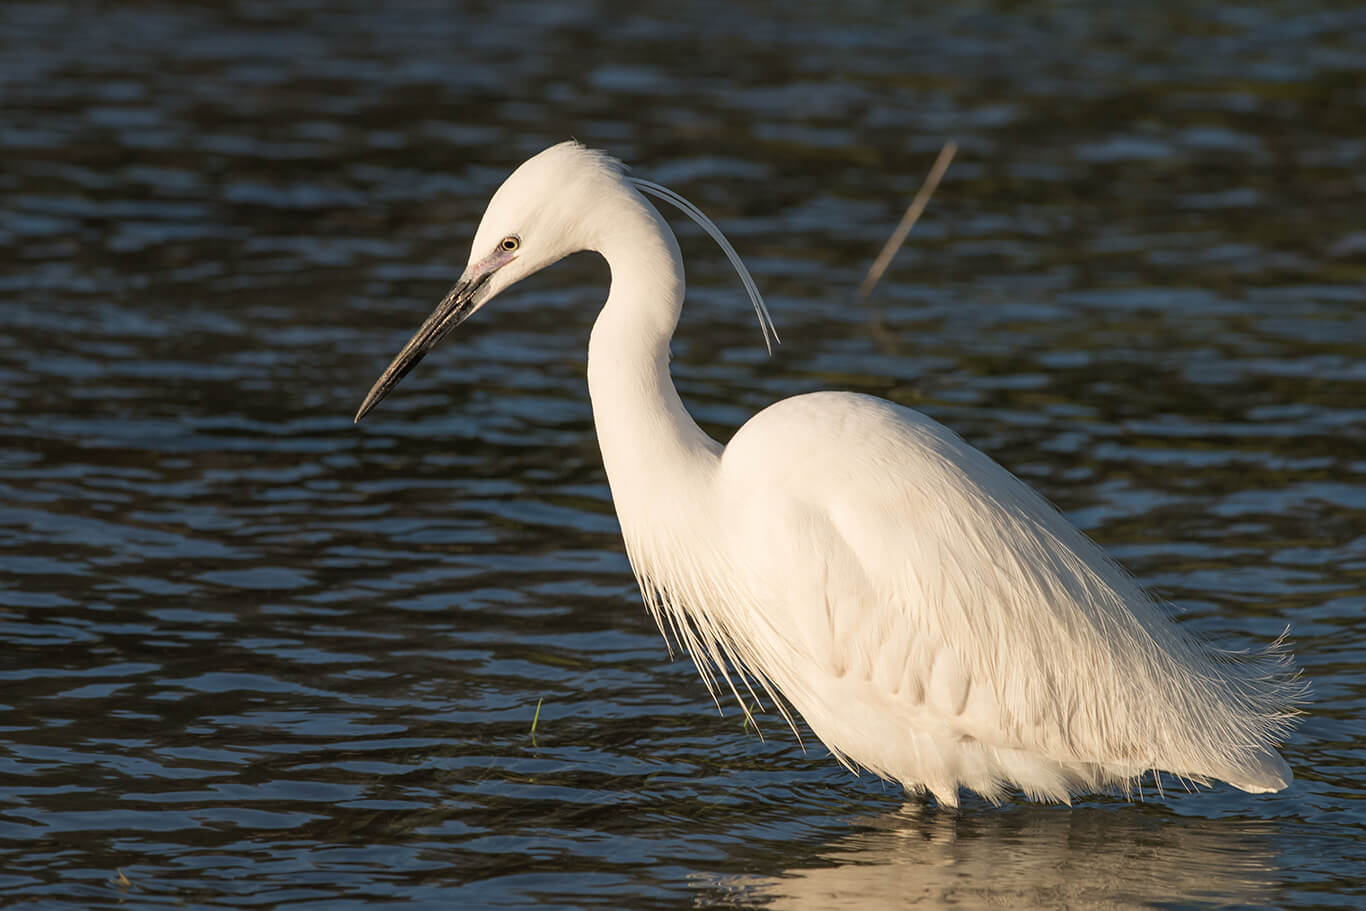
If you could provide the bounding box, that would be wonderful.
[718,805,1281,910]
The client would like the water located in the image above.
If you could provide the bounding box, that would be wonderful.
[2,0,1364,907]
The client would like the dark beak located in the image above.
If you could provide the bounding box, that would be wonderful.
[354,272,488,422]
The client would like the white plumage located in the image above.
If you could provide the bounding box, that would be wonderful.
[356,141,1304,807]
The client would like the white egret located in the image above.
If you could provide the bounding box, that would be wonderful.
[356,141,1303,806]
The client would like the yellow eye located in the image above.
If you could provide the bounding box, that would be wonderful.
[500,235,520,252]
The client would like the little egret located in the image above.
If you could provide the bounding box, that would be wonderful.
[356,141,1303,806]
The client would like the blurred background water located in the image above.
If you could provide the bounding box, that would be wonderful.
[1,0,1364,907]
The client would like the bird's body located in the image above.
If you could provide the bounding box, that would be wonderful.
[676,391,1292,803]
[357,141,1302,807]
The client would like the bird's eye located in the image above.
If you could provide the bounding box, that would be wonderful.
[500,236,520,252]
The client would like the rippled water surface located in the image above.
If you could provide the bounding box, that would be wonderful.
[2,1,1365,907]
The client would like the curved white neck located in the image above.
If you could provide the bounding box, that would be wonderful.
[586,192,721,525]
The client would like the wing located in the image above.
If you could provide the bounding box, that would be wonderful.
[717,391,1299,802]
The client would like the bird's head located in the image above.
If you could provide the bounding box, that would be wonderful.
[354,141,627,422]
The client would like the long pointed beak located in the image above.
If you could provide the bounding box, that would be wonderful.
[354,271,490,422]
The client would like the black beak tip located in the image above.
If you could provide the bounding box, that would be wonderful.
[354,390,382,424]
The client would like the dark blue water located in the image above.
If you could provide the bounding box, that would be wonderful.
[2,1,1364,907]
